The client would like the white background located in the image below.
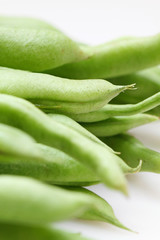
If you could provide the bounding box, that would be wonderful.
[0,0,160,239]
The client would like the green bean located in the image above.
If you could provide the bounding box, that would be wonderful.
[0,223,90,240]
[65,92,160,122]
[0,67,132,114]
[0,26,90,72]
[0,123,40,159]
[0,175,128,230]
[48,113,115,152]
[110,67,160,103]
[0,94,127,193]
[65,187,129,231]
[103,134,160,173]
[0,123,141,184]
[81,114,158,137]
[48,34,160,79]
[110,66,160,115]
[0,123,99,185]
[49,113,142,174]
[0,175,92,224]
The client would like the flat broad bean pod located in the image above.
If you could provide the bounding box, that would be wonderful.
[0,175,128,230]
[0,223,90,240]
[81,114,158,137]
[0,94,127,193]
[65,92,160,122]
[0,25,90,72]
[0,67,132,114]
[0,123,141,185]
[48,34,160,79]
[103,134,160,173]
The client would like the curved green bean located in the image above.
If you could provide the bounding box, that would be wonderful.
[49,113,142,174]
[0,122,141,185]
[0,67,132,114]
[0,26,89,72]
[0,223,90,240]
[65,92,160,122]
[0,94,127,193]
[48,113,115,152]
[0,123,99,185]
[110,66,160,115]
[104,134,160,173]
[66,187,129,230]
[81,114,158,137]
[49,34,160,79]
[110,67,160,103]
[0,175,128,230]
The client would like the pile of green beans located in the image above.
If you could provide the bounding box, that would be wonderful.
[0,16,160,239]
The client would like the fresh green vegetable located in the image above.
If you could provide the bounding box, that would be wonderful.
[0,223,90,240]
[0,175,128,229]
[104,133,160,173]
[0,94,127,193]
[49,34,160,79]
[81,114,158,137]
[63,92,160,122]
[0,67,132,114]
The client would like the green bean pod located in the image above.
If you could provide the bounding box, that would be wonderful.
[65,92,160,122]
[65,187,129,231]
[110,67,160,103]
[0,123,99,185]
[0,123,141,185]
[0,25,90,72]
[48,113,114,152]
[103,134,160,173]
[48,114,142,174]
[81,114,158,137]
[0,67,132,114]
[0,94,127,193]
[48,34,160,79]
[0,175,128,230]
[110,67,160,115]
[0,223,90,240]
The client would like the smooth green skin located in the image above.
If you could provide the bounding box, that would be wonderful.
[49,113,115,153]
[66,187,129,231]
[110,67,160,115]
[81,114,158,137]
[64,92,160,122]
[0,94,127,193]
[0,175,93,224]
[0,123,140,185]
[0,175,127,230]
[0,121,140,185]
[0,67,131,114]
[0,123,99,185]
[49,34,160,79]
[0,223,90,240]
[104,134,160,173]
[0,26,89,72]
[49,114,141,174]
[0,123,40,159]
